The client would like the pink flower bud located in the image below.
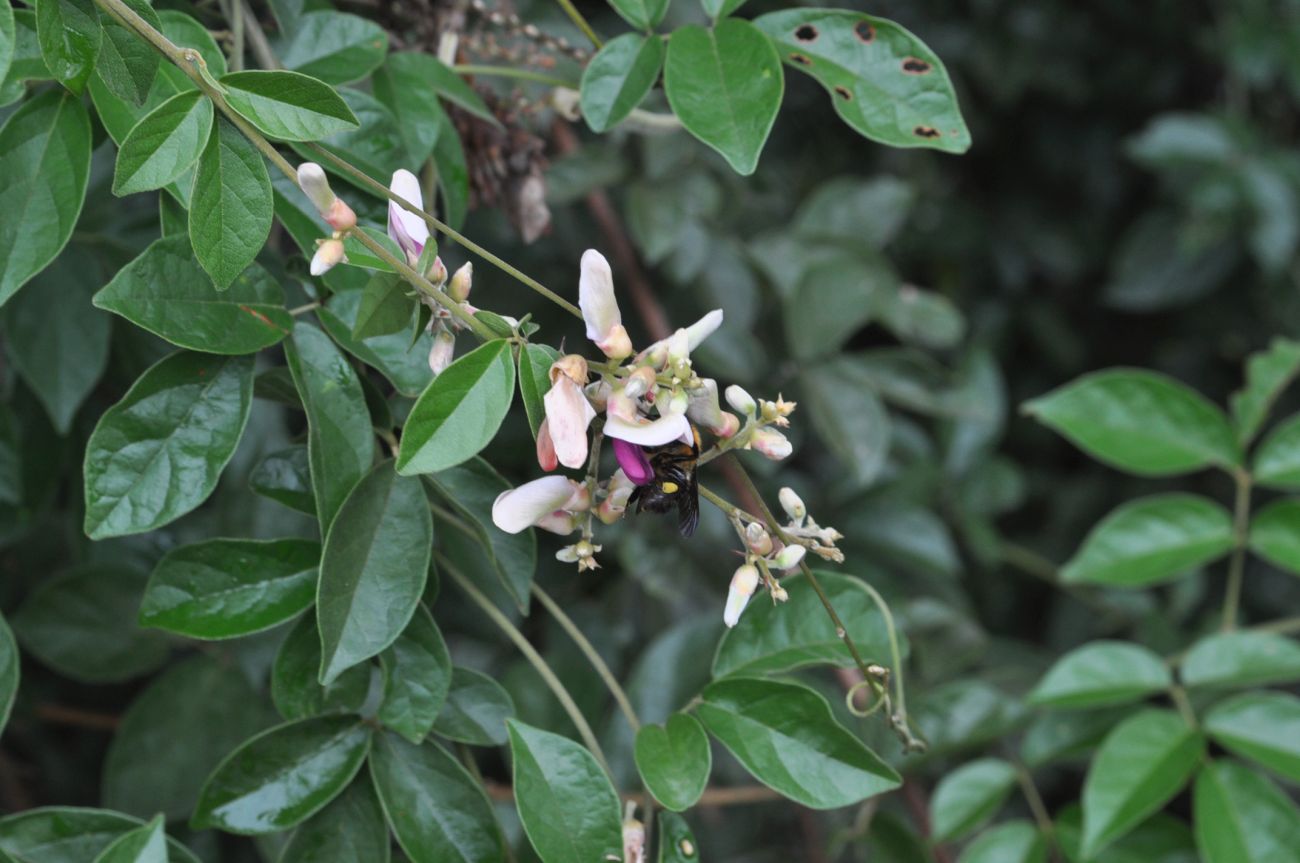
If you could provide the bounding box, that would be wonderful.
[427,327,455,374]
[426,255,448,286]
[750,427,792,460]
[387,169,429,266]
[724,564,760,627]
[543,372,597,469]
[297,162,335,214]
[579,250,632,359]
[310,238,346,276]
[536,419,559,472]
[745,522,773,556]
[324,198,356,232]
[448,262,473,302]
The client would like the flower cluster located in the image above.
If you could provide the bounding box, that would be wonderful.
[490,250,800,625]
[297,163,357,276]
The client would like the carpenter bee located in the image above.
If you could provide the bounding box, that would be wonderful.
[628,425,701,537]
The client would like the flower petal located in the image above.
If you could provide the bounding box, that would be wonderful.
[491,476,579,534]
[387,169,429,260]
[579,249,621,343]
[685,309,723,349]
[604,410,692,447]
[612,439,654,485]
[543,376,597,469]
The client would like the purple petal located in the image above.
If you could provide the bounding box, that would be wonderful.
[613,438,654,486]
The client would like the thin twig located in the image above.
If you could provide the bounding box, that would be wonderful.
[34,704,121,730]
[455,64,576,88]
[239,0,280,69]
[551,0,603,49]
[484,781,783,807]
[1221,467,1253,631]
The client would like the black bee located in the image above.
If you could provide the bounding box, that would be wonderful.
[628,425,701,537]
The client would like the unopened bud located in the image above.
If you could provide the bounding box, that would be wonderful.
[310,238,346,276]
[622,814,646,863]
[551,87,581,122]
[448,262,473,302]
[598,323,633,360]
[779,488,806,523]
[745,523,773,556]
[324,198,356,232]
[550,354,589,387]
[724,564,760,628]
[623,366,657,400]
[772,544,806,571]
[771,584,789,603]
[426,255,448,286]
[725,385,756,416]
[536,419,559,472]
[428,327,456,374]
[297,162,335,214]
[750,427,792,460]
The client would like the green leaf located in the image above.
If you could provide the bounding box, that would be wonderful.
[317,461,432,685]
[139,538,319,639]
[35,0,99,92]
[280,777,390,863]
[434,667,517,746]
[0,809,200,863]
[634,714,711,812]
[794,176,915,248]
[221,70,359,141]
[91,815,166,863]
[507,719,623,863]
[396,339,515,476]
[431,106,469,228]
[1181,631,1300,689]
[93,0,159,107]
[380,52,497,128]
[369,733,505,863]
[1028,641,1171,709]
[517,343,559,439]
[83,352,254,539]
[1024,369,1240,476]
[784,258,883,361]
[426,458,537,613]
[0,89,92,305]
[606,0,669,30]
[957,821,1046,863]
[317,288,433,397]
[379,605,451,744]
[1194,761,1300,863]
[656,812,699,863]
[876,283,965,349]
[1248,498,1300,576]
[272,613,371,721]
[352,272,413,339]
[12,565,168,683]
[664,20,783,176]
[103,656,273,821]
[1056,804,1195,863]
[249,445,315,515]
[1253,413,1300,489]
[0,2,15,86]
[1204,691,1300,783]
[1019,709,1133,769]
[94,235,291,353]
[192,716,371,835]
[1060,494,1234,587]
[801,362,891,485]
[284,321,375,532]
[581,34,664,133]
[0,612,17,737]
[930,758,1019,843]
[301,88,405,182]
[696,677,901,808]
[113,90,213,195]
[281,11,387,85]
[2,253,110,433]
[158,9,225,77]
[371,53,446,167]
[753,9,971,153]
[701,0,747,19]
[1080,709,1204,858]
[1231,337,1300,445]
[713,571,903,677]
[190,118,273,290]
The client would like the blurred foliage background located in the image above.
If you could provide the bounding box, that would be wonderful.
[2,0,1299,860]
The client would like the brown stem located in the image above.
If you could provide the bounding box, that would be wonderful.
[34,704,121,730]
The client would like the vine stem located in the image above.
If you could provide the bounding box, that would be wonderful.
[1014,762,1060,862]
[438,554,614,777]
[454,64,577,88]
[551,0,604,49]
[1221,467,1252,631]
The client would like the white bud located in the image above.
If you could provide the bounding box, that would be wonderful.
[750,427,792,460]
[427,255,448,286]
[779,488,806,523]
[725,385,757,416]
[745,522,773,556]
[310,238,346,276]
[771,544,806,571]
[297,163,335,215]
[724,564,760,628]
[428,327,456,374]
[448,262,473,302]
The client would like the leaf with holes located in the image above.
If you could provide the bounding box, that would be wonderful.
[664,20,783,176]
[95,235,291,354]
[189,119,273,290]
[581,34,664,133]
[754,9,970,153]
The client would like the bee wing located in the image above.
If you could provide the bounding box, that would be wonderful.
[677,471,700,537]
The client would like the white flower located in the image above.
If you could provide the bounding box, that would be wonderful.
[604,410,692,447]
[491,476,584,534]
[686,379,739,438]
[544,374,597,469]
[387,169,430,266]
[579,250,632,359]
[724,564,760,628]
[310,238,346,275]
[685,309,724,349]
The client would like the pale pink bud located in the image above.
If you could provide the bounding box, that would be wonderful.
[579,250,631,359]
[448,262,473,302]
[543,373,597,469]
[536,418,559,472]
[596,469,636,524]
[599,325,633,360]
[750,427,792,460]
[724,564,760,628]
[772,544,806,571]
[779,487,806,522]
[745,522,773,557]
[310,238,346,276]
[623,366,656,400]
[687,379,739,437]
[387,169,429,266]
[622,816,646,863]
[324,198,356,232]
[427,327,455,374]
[427,255,448,286]
[297,162,335,214]
[491,476,584,534]
[725,385,756,416]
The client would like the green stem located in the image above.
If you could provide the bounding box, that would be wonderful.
[1169,684,1198,728]
[302,143,584,320]
[1221,468,1252,631]
[1014,763,1058,861]
[551,0,603,49]
[439,554,614,777]
[454,64,577,89]
[287,301,320,316]
[532,583,641,734]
